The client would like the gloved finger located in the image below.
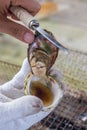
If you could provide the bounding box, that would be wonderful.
[16,110,52,130]
[12,58,31,89]
[0,93,12,103]
[0,18,34,44]
[0,95,43,125]
[49,67,66,92]
[0,82,25,99]
[49,67,63,83]
[0,110,52,130]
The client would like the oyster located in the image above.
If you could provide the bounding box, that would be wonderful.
[24,30,64,109]
[27,30,58,75]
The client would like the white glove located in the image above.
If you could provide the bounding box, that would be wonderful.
[0,58,65,130]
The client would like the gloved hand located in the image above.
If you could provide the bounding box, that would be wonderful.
[0,58,65,130]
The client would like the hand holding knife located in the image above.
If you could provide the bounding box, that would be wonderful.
[10,6,68,53]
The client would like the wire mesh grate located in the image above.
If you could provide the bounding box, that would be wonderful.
[0,50,87,130]
[29,89,87,130]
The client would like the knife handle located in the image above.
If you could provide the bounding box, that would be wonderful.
[10,6,34,28]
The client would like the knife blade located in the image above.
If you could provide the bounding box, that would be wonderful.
[29,20,68,53]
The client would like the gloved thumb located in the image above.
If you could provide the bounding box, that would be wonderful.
[0,95,43,125]
[11,58,31,89]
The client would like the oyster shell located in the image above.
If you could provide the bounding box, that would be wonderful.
[27,30,58,75]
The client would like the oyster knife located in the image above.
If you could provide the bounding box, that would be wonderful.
[10,6,68,53]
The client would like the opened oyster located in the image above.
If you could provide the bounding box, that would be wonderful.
[24,30,63,109]
[27,30,58,75]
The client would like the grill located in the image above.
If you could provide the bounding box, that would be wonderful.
[0,50,87,130]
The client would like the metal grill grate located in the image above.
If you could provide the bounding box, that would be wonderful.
[29,88,87,130]
[0,50,87,130]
